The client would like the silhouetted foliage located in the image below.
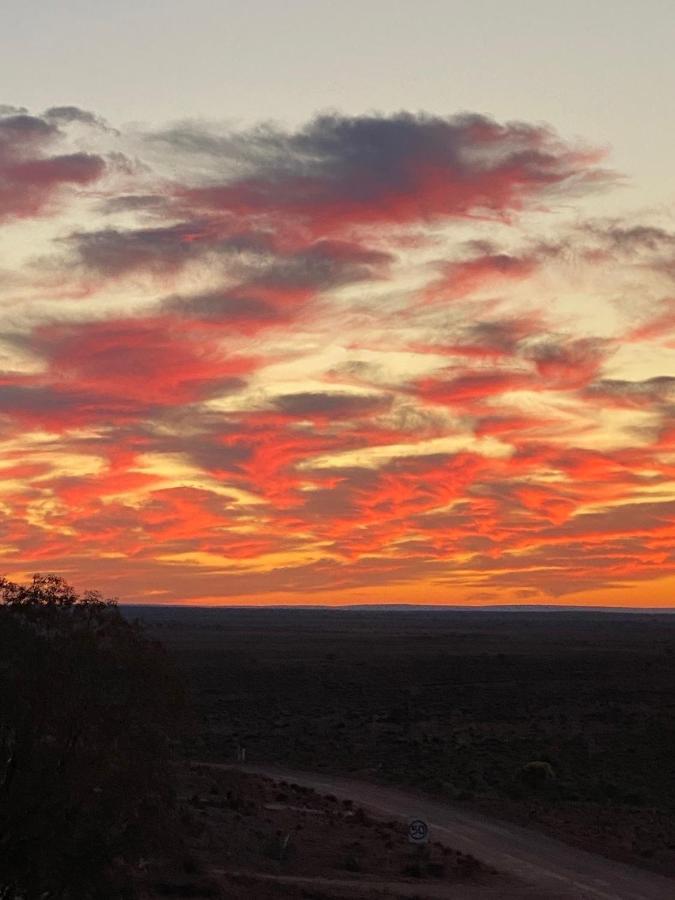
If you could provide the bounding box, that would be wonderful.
[0,574,185,899]
[520,760,557,789]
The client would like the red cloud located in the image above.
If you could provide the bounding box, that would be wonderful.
[40,317,255,406]
[5,104,675,605]
[176,113,611,234]
[0,316,256,433]
[474,414,551,436]
[423,253,538,303]
[411,314,542,361]
[628,298,675,343]
[0,112,105,220]
[417,370,532,409]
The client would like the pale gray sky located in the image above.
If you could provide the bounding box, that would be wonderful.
[2,0,674,208]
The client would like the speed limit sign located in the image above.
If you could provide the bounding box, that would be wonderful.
[408,818,429,844]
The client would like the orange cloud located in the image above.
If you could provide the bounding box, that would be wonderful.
[1,105,673,607]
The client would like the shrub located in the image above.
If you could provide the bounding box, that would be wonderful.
[519,760,557,788]
[341,852,361,872]
[0,574,185,899]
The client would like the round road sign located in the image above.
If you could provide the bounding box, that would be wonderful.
[408,818,429,843]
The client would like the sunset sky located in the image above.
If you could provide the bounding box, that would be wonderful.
[1,1,674,605]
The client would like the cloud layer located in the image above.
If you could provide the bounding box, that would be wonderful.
[0,106,673,606]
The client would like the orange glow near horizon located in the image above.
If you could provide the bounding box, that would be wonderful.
[1,107,674,607]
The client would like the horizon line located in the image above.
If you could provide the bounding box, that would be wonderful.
[120,602,675,613]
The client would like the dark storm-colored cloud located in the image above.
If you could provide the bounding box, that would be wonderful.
[422,315,542,359]
[0,114,54,144]
[273,391,390,419]
[575,220,675,285]
[44,106,113,131]
[65,218,390,293]
[0,370,249,431]
[163,290,283,325]
[584,222,675,255]
[0,382,158,430]
[524,336,611,387]
[64,222,274,278]
[0,383,96,415]
[466,318,537,354]
[157,238,391,328]
[155,112,612,231]
[100,194,171,213]
[585,376,675,407]
[0,109,105,221]
[541,497,675,543]
[254,240,393,290]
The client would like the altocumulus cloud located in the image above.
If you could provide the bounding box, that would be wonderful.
[1,105,674,607]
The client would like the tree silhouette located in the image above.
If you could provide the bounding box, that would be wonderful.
[0,574,184,899]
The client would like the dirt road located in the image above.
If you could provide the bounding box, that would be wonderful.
[203,763,674,900]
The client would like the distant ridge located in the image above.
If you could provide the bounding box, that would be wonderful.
[337,604,675,613]
[122,603,675,614]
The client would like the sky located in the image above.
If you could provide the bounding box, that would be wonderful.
[1,2,674,605]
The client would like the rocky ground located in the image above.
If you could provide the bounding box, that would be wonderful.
[139,767,515,899]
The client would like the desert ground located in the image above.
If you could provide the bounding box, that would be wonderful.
[141,766,518,899]
[133,607,675,895]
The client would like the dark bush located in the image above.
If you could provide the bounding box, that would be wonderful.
[341,852,361,872]
[0,574,185,899]
[519,760,556,789]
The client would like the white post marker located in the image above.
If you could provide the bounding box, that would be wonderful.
[407,818,429,844]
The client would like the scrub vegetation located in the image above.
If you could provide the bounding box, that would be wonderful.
[144,606,675,876]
